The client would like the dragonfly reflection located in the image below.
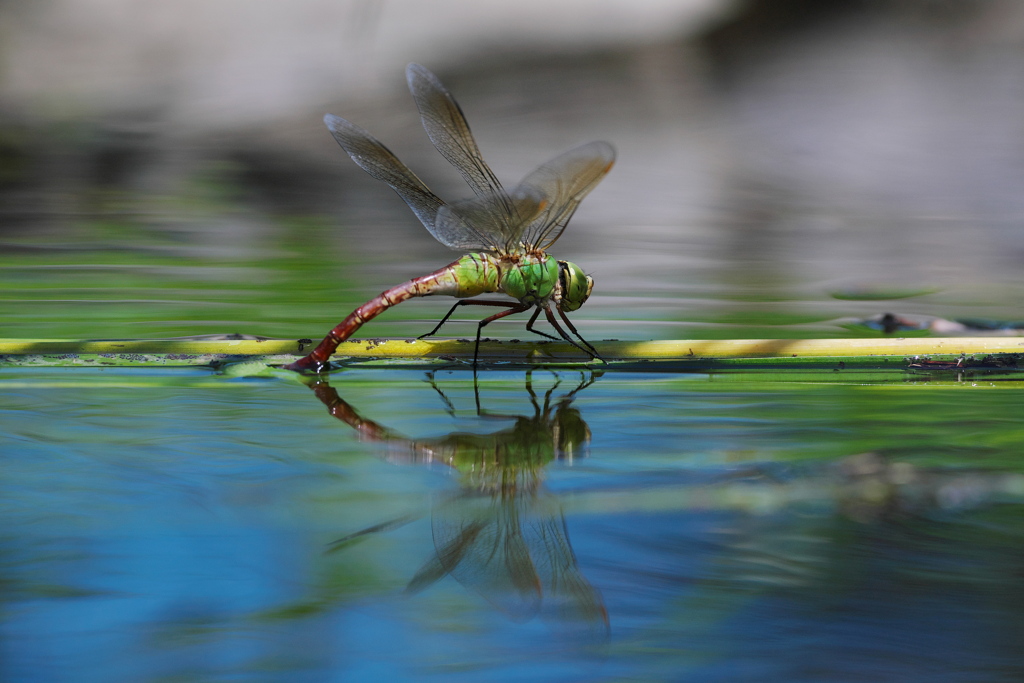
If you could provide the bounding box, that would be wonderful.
[306,371,607,630]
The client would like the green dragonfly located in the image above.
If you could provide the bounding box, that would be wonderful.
[286,64,615,373]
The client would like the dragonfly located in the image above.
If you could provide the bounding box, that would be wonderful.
[285,64,615,373]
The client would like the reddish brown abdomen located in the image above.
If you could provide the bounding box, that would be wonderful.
[286,253,502,371]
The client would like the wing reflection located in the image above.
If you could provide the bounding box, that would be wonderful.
[307,371,608,631]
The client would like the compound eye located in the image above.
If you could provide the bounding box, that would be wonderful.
[559,261,592,312]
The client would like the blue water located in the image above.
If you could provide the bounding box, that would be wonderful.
[2,365,1023,681]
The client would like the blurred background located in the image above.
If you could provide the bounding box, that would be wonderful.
[1,0,1022,341]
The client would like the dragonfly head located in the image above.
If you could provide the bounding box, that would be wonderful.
[557,260,594,312]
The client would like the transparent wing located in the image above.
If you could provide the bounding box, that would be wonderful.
[326,114,482,251]
[324,114,443,236]
[513,141,616,251]
[430,496,542,622]
[524,511,609,632]
[406,63,511,207]
[434,185,548,252]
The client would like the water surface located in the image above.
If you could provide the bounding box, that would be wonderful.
[3,365,1023,681]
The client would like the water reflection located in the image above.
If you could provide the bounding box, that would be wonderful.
[3,369,1024,679]
[305,371,608,632]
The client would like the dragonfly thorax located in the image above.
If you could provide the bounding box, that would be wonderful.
[495,253,559,305]
[447,252,592,312]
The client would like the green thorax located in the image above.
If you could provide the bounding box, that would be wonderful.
[449,252,558,305]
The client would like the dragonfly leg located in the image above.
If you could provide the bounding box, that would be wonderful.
[543,305,606,363]
[423,369,459,416]
[556,307,604,361]
[417,299,522,339]
[472,302,533,366]
[524,307,560,341]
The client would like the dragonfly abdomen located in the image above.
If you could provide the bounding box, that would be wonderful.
[285,254,503,372]
[444,253,502,298]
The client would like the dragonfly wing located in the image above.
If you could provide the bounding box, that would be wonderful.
[431,496,542,622]
[525,511,609,632]
[513,141,616,251]
[324,114,463,243]
[434,186,547,252]
[432,207,498,252]
[406,64,510,204]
